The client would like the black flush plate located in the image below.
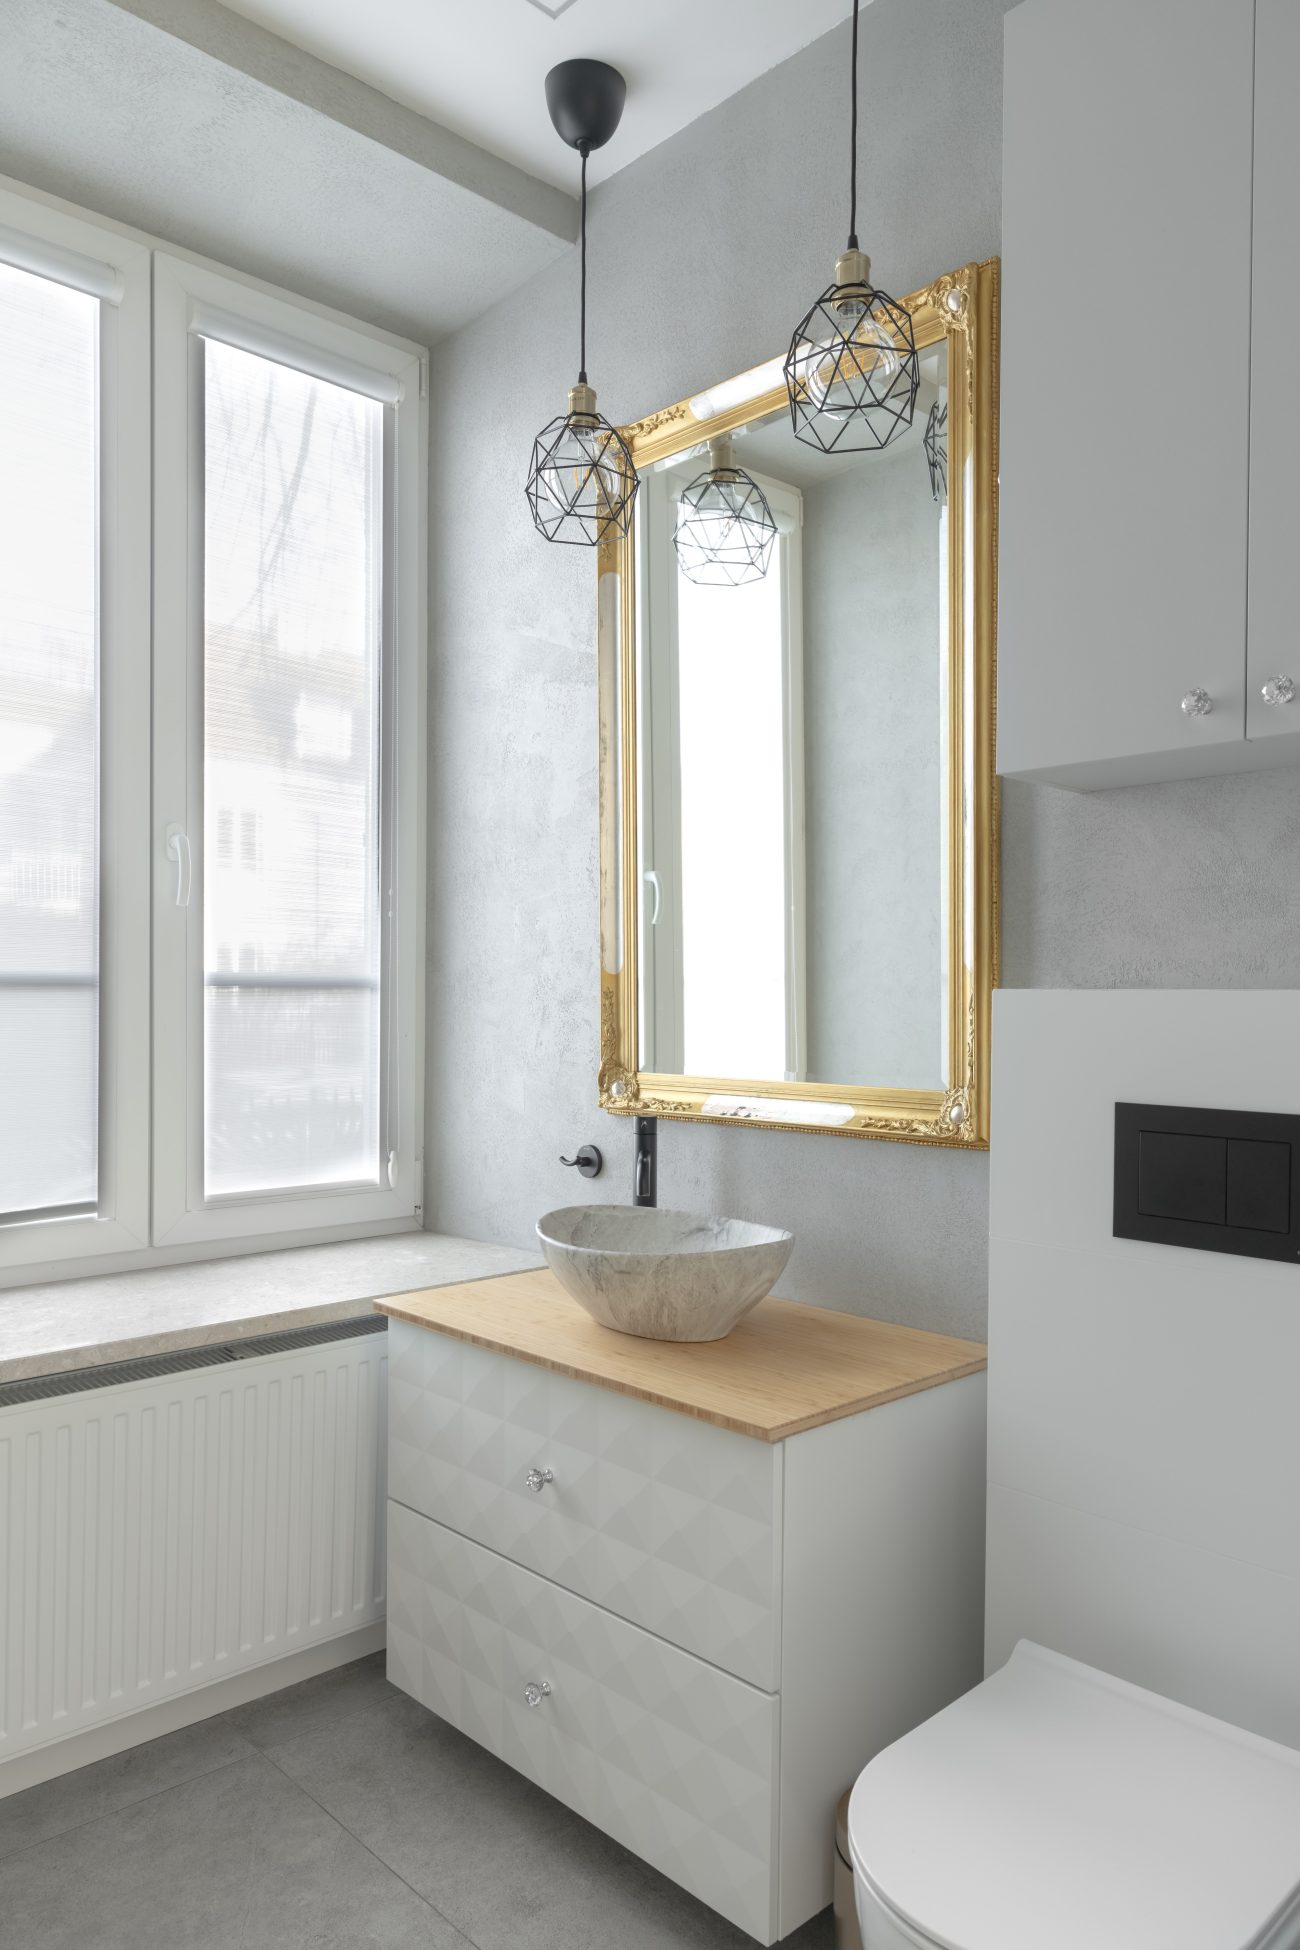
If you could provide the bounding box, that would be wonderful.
[1114,1103,1300,1264]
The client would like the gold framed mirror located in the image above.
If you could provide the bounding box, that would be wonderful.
[597,257,998,1147]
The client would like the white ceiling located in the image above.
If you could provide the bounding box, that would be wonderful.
[214,0,856,188]
[3,0,572,345]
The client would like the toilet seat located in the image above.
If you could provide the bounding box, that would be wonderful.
[848,1641,1300,1950]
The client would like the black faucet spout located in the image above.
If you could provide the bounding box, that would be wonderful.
[633,1116,658,1208]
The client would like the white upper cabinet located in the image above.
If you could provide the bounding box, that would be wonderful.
[1247,0,1300,757]
[998,0,1279,788]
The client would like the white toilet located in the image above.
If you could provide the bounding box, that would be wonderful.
[848,1640,1300,1950]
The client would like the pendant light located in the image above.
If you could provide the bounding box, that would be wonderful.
[673,434,777,586]
[526,60,638,547]
[924,401,948,503]
[784,0,919,455]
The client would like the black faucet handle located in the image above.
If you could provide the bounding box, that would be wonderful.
[560,1144,603,1180]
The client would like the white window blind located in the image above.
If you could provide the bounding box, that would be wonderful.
[202,339,385,1199]
[0,262,99,1219]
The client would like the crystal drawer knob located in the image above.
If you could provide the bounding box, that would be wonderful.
[1181,688,1213,718]
[1261,675,1296,706]
[523,1680,552,1708]
[524,1466,554,1493]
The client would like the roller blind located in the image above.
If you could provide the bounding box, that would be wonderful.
[201,337,384,1198]
[0,261,100,1219]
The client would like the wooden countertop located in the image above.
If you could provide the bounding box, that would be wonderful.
[376,1267,986,1442]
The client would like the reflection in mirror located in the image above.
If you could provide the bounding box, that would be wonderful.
[636,341,949,1093]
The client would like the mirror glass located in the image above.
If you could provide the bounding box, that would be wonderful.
[635,340,950,1093]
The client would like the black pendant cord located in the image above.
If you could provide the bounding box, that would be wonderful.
[847,0,860,251]
[578,142,589,385]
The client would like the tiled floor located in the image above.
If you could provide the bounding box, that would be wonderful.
[0,1654,835,1949]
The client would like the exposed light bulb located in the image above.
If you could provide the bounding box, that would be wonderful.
[535,420,625,518]
[803,294,902,417]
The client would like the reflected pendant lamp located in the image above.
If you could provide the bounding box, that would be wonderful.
[526,59,639,547]
[784,0,919,454]
[673,433,777,587]
[924,400,948,503]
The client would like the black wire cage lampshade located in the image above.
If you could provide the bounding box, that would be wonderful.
[526,59,638,547]
[527,384,638,546]
[673,433,777,586]
[784,0,919,454]
[924,400,948,503]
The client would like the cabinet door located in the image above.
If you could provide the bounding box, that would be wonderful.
[998,0,1254,787]
[1247,0,1300,756]
[388,1502,780,1943]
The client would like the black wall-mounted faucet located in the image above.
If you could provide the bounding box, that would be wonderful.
[633,1116,657,1208]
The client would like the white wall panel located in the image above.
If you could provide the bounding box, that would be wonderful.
[987,991,1300,1747]
[990,989,1300,1255]
[987,1482,1300,1750]
[988,1233,1300,1577]
[0,1333,386,1763]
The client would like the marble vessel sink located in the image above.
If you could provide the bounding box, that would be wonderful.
[536,1205,795,1343]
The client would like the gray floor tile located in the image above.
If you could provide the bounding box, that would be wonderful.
[220,1648,400,1750]
[0,1751,469,1950]
[268,1692,833,1950]
[0,1715,254,1860]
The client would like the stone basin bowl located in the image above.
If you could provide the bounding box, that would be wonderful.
[536,1205,795,1343]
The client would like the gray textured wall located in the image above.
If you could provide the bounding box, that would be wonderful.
[803,444,944,1088]
[424,0,1300,1342]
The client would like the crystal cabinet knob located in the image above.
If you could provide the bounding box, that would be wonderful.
[524,1466,554,1493]
[1261,675,1296,706]
[523,1680,552,1708]
[1181,688,1213,718]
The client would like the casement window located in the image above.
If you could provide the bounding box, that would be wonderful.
[0,184,426,1279]
[0,186,151,1271]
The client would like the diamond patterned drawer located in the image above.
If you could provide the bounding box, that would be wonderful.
[387,1500,779,1943]
[387,1317,782,1688]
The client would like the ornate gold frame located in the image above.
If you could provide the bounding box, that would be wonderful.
[597,257,999,1148]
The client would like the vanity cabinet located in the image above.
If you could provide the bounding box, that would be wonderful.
[379,1271,987,1945]
[998,0,1300,788]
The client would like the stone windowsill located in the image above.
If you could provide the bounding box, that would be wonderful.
[0,1233,541,1384]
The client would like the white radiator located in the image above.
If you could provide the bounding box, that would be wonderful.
[0,1322,387,1765]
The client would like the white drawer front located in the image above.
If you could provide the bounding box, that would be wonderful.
[388,1501,779,1943]
[387,1319,781,1688]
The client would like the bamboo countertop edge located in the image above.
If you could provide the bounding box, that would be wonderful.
[376,1267,986,1444]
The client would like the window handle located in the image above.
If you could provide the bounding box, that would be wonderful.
[166,825,192,908]
[644,868,662,927]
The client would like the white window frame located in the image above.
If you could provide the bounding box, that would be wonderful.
[0,182,151,1274]
[0,176,426,1283]
[151,250,426,1248]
